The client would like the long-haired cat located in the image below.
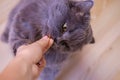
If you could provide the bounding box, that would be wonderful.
[1,0,95,80]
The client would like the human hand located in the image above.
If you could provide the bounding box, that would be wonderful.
[0,36,53,80]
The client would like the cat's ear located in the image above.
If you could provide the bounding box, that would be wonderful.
[77,1,94,11]
[90,37,95,43]
[69,1,94,12]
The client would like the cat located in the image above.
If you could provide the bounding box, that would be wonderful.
[1,0,95,80]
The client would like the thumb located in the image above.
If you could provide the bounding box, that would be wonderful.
[31,36,53,54]
[17,36,53,64]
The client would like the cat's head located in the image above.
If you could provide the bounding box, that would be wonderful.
[54,0,95,52]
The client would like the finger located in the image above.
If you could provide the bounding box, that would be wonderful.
[30,36,53,63]
[16,36,53,64]
[37,57,46,74]
[32,57,46,78]
[32,36,53,54]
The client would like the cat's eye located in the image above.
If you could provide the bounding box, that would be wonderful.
[76,12,84,17]
[79,12,84,16]
[62,23,67,32]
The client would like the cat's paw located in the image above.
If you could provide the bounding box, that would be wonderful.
[10,39,32,55]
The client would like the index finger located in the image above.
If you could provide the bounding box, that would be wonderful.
[17,36,53,64]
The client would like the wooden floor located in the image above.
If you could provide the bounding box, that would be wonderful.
[0,0,120,80]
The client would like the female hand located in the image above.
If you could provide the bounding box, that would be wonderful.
[0,36,53,80]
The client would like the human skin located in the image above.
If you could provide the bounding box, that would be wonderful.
[0,36,53,80]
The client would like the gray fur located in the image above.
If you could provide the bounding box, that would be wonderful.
[1,0,94,80]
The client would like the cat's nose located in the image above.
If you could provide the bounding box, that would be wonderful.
[59,40,68,46]
[57,38,70,48]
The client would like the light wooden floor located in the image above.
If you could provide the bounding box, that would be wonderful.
[0,0,120,80]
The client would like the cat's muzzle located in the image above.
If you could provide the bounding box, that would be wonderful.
[56,38,71,52]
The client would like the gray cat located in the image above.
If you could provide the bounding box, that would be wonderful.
[1,0,95,80]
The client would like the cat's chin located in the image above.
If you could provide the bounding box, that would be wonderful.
[58,47,70,53]
[48,42,70,54]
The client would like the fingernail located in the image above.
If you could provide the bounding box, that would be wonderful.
[42,36,49,40]
[50,38,54,44]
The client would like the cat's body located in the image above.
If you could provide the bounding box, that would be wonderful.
[1,0,94,80]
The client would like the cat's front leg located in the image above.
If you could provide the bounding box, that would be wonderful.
[39,66,61,80]
[9,37,31,55]
[8,29,32,55]
[8,20,39,55]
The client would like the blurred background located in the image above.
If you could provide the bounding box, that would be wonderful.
[0,0,120,80]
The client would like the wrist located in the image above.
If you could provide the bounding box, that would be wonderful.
[0,55,30,80]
